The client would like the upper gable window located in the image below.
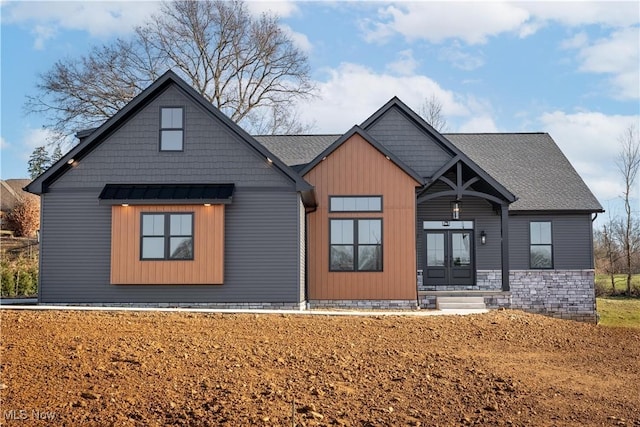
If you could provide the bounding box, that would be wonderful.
[160,107,184,151]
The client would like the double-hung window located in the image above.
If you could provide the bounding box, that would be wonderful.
[330,219,382,271]
[530,221,553,269]
[160,107,184,151]
[141,213,193,260]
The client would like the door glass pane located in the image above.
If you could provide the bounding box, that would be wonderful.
[330,220,353,244]
[143,215,164,236]
[531,245,552,268]
[170,214,192,236]
[330,245,354,270]
[170,237,193,259]
[358,220,382,244]
[426,233,445,267]
[452,232,471,266]
[358,245,382,271]
[142,237,165,259]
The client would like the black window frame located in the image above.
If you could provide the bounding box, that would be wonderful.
[529,221,553,269]
[329,196,383,213]
[329,218,383,272]
[159,107,185,152]
[140,212,194,261]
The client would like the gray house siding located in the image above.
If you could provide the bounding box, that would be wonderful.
[49,85,292,190]
[508,214,595,270]
[417,196,501,274]
[39,188,302,304]
[365,107,452,177]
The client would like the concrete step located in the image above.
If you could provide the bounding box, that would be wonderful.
[436,296,486,310]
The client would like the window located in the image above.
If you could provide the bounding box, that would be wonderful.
[330,196,382,212]
[141,213,193,260]
[160,107,184,151]
[530,221,552,269]
[330,219,382,271]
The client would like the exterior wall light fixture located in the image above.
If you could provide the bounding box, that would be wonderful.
[480,230,487,245]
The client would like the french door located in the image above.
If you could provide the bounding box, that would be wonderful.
[425,229,474,286]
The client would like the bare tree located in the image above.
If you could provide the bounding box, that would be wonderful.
[616,125,640,296]
[420,94,448,132]
[26,0,315,142]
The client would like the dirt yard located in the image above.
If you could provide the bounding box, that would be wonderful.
[1,309,638,426]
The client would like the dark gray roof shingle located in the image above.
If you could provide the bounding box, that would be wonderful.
[254,132,603,212]
[255,135,338,167]
[445,133,602,212]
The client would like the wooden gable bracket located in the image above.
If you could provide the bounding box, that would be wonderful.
[417,160,507,206]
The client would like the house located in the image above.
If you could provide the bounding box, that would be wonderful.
[26,71,603,322]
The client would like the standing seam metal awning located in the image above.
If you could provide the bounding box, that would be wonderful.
[98,184,234,205]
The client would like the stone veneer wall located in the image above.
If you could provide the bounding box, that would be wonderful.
[308,300,417,309]
[419,293,510,310]
[510,270,597,323]
[420,270,503,292]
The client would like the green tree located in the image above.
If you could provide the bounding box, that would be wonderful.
[51,144,64,163]
[27,146,51,179]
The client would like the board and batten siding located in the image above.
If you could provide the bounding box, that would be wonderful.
[111,204,224,285]
[39,188,302,303]
[304,133,421,301]
[508,214,595,270]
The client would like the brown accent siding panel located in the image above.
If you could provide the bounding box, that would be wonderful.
[111,204,224,284]
[304,134,420,300]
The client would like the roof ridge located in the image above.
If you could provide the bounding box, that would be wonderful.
[444,132,548,135]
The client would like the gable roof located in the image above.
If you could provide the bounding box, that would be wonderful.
[26,70,312,196]
[360,97,516,204]
[1,179,34,212]
[254,131,603,212]
[446,133,603,212]
[296,126,424,184]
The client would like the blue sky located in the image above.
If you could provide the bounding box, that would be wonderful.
[1,0,639,216]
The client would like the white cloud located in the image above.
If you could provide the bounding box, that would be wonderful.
[560,32,588,50]
[0,136,9,150]
[524,1,639,28]
[538,110,640,201]
[245,0,299,18]
[31,24,57,50]
[2,1,160,47]
[298,62,498,133]
[361,2,639,45]
[385,49,418,76]
[438,42,484,71]
[457,116,499,133]
[280,24,312,53]
[363,2,529,45]
[573,27,640,100]
[18,127,59,161]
